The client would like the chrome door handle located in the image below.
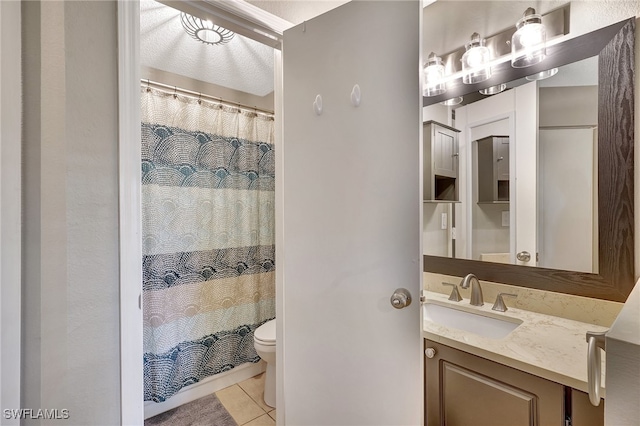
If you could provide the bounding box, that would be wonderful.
[390,288,412,309]
[586,331,607,406]
[516,251,531,262]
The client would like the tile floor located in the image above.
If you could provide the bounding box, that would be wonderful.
[216,373,276,426]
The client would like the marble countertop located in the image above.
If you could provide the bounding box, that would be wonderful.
[422,290,609,395]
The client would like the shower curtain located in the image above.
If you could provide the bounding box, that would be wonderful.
[141,86,276,403]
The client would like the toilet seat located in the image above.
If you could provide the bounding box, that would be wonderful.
[254,319,276,345]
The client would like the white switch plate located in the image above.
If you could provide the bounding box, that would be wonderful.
[441,213,447,229]
[502,211,510,227]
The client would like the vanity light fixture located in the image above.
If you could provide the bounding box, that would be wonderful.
[511,8,547,68]
[461,33,492,84]
[440,97,463,106]
[479,84,507,95]
[180,12,235,46]
[424,52,447,97]
[525,67,559,81]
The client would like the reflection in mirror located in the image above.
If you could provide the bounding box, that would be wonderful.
[423,17,635,302]
[538,57,599,273]
[423,56,599,274]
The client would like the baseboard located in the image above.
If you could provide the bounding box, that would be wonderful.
[144,361,266,419]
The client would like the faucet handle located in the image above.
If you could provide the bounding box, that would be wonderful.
[442,282,463,302]
[492,293,517,312]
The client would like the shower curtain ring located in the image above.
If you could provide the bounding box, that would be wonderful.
[146,79,151,92]
[198,92,202,105]
[173,86,177,99]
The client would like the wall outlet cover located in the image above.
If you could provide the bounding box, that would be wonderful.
[502,210,510,227]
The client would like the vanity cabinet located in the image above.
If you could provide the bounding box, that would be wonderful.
[477,135,509,202]
[425,340,564,426]
[424,340,604,426]
[423,121,460,201]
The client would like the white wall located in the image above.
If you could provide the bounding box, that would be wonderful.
[539,86,598,127]
[22,2,121,424]
[472,204,510,260]
[423,203,451,257]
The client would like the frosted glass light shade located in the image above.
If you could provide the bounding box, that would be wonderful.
[440,97,463,106]
[479,84,506,95]
[511,8,546,68]
[525,68,558,81]
[423,52,446,97]
[461,33,492,84]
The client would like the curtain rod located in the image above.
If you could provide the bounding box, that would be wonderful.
[141,79,275,116]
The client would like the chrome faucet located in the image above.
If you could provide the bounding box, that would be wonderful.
[460,273,484,306]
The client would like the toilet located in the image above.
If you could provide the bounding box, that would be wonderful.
[253,319,276,408]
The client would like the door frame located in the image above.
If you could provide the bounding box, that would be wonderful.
[0,1,22,422]
[117,2,143,423]
[116,1,289,424]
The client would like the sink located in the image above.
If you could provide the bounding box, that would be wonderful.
[423,302,522,339]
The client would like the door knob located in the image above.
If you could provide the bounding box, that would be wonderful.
[390,288,412,309]
[516,251,531,262]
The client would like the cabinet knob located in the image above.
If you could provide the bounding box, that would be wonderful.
[425,348,437,358]
[497,156,504,161]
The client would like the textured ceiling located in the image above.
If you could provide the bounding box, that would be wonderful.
[140,0,346,97]
[141,0,277,96]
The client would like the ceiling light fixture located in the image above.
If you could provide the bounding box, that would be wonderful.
[461,33,492,84]
[511,8,547,68]
[424,52,447,97]
[525,67,559,81]
[180,12,235,46]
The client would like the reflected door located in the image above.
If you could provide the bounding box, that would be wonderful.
[538,128,597,272]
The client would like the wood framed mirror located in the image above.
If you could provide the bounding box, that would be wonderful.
[423,18,635,302]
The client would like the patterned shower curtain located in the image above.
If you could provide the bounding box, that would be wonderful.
[141,86,276,403]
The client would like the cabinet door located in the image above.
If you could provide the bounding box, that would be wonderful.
[495,137,510,181]
[425,340,564,426]
[571,388,604,426]
[433,126,458,178]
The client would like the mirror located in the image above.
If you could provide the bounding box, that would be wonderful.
[423,18,635,302]
[424,56,599,274]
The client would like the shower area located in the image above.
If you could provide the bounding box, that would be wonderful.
[139,0,276,417]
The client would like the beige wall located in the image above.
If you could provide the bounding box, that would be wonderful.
[539,86,598,127]
[22,1,121,424]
